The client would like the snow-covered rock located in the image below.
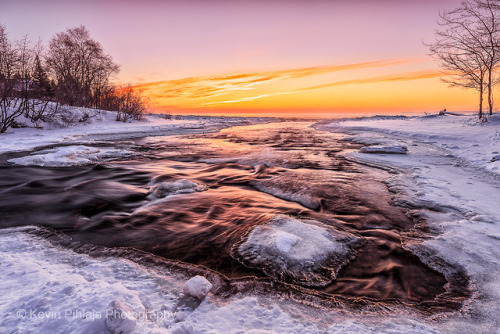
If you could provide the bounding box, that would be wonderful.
[149,179,207,198]
[233,215,361,286]
[182,276,213,300]
[359,145,408,154]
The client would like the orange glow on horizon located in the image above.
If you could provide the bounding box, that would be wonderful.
[130,58,477,116]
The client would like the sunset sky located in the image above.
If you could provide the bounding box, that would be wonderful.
[1,0,477,117]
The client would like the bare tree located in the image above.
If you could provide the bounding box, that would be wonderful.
[0,25,20,132]
[1,24,147,132]
[46,26,119,109]
[119,85,149,121]
[428,0,500,119]
[0,25,63,133]
[0,26,33,133]
[464,0,500,115]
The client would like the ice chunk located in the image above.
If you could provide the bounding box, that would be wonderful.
[105,300,138,334]
[359,145,408,154]
[470,215,495,224]
[150,179,207,198]
[275,231,299,253]
[233,215,362,287]
[182,276,212,300]
[250,179,319,209]
[8,145,131,167]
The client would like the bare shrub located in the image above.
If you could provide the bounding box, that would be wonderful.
[100,85,148,122]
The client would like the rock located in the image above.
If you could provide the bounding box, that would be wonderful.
[171,321,194,334]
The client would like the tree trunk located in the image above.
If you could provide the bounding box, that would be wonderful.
[479,86,484,120]
[488,69,493,115]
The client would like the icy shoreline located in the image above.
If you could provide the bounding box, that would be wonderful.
[319,113,500,333]
[0,108,272,155]
[0,226,443,334]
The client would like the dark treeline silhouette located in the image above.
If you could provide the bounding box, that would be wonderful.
[0,24,148,133]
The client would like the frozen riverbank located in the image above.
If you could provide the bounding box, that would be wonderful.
[319,113,500,333]
[0,226,442,334]
[0,107,270,154]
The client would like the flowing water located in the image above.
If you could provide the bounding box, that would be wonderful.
[0,122,469,313]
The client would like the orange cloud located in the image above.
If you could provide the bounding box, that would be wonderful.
[203,69,447,106]
[295,69,446,92]
[130,58,423,103]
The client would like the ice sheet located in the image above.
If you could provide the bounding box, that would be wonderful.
[8,145,132,166]
[234,215,361,286]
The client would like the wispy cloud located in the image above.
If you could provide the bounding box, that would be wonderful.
[204,69,445,106]
[203,94,273,105]
[202,92,296,106]
[295,69,445,92]
[131,58,422,101]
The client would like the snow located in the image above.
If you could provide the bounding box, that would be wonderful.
[105,300,139,334]
[275,230,300,253]
[182,276,213,300]
[324,113,500,174]
[234,215,361,286]
[7,145,132,166]
[0,226,444,334]
[359,145,408,154]
[0,106,262,154]
[0,227,182,333]
[318,113,500,332]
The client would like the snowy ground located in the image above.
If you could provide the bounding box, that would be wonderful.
[2,111,500,333]
[0,226,442,334]
[318,113,500,333]
[0,107,264,154]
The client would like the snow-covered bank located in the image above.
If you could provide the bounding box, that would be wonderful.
[321,114,500,174]
[318,113,500,333]
[0,226,441,334]
[7,145,133,167]
[0,107,269,154]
